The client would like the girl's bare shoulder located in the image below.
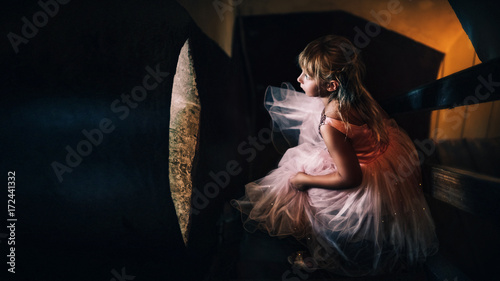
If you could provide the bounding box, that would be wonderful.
[324,101,340,119]
[325,100,365,126]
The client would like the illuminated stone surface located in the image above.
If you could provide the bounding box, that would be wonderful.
[169,39,200,245]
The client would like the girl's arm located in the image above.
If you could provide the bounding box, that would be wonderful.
[291,124,362,190]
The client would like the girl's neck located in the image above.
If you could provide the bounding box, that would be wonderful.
[320,96,330,107]
[321,98,339,118]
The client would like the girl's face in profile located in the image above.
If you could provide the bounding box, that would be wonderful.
[297,71,320,97]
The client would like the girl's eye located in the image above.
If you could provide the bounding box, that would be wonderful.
[304,74,309,79]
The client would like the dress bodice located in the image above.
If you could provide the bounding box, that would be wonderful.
[319,114,388,164]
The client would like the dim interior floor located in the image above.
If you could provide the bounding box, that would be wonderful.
[204,202,430,281]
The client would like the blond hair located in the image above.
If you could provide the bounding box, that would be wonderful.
[298,35,389,144]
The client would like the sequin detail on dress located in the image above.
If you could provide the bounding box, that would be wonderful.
[318,112,327,137]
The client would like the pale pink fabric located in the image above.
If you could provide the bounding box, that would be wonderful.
[232,83,438,276]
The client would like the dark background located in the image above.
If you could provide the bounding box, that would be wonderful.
[0,0,473,280]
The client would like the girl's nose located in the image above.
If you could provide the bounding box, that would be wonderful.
[297,73,303,83]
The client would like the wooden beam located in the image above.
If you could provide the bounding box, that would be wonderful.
[422,164,500,222]
[381,57,500,115]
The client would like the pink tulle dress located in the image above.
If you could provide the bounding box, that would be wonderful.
[231,83,438,276]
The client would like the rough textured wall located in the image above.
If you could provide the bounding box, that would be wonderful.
[1,0,198,280]
[169,39,201,245]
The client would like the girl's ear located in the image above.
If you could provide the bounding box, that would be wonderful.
[326,80,339,92]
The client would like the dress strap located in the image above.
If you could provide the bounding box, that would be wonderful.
[319,114,348,133]
[319,114,349,138]
[325,116,348,134]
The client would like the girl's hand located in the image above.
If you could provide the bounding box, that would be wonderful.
[291,172,309,191]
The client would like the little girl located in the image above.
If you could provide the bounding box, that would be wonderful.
[232,35,438,276]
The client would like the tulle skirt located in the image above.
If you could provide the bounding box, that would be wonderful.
[231,83,438,276]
